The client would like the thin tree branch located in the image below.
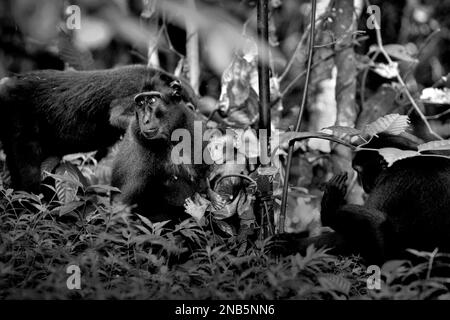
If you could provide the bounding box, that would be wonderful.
[279,16,325,83]
[279,0,317,233]
[185,0,200,94]
[280,51,335,98]
[279,29,309,82]
[366,0,443,140]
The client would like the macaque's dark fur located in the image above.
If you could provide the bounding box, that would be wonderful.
[111,75,210,221]
[0,65,196,193]
[275,133,450,264]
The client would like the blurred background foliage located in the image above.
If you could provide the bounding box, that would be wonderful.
[1,0,450,99]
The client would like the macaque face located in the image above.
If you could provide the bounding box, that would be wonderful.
[133,80,196,141]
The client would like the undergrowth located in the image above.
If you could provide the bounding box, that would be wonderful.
[0,186,449,300]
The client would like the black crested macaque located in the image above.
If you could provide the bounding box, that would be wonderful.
[0,65,197,193]
[111,76,211,222]
[274,133,450,264]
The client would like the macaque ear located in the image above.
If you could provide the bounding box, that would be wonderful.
[169,80,182,98]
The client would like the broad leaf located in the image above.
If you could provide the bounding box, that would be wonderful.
[41,156,60,179]
[57,201,85,217]
[318,274,351,295]
[321,125,361,137]
[363,114,410,136]
[378,148,419,167]
[53,162,87,203]
[234,128,259,159]
[418,139,450,152]
[381,260,407,274]
[86,184,120,193]
[420,88,450,104]
[277,131,354,151]
[257,166,278,176]
[136,214,154,229]
[384,44,418,63]
[372,62,398,79]
[217,52,259,128]
[215,219,235,237]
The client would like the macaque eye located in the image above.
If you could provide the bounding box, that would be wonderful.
[186,102,195,111]
[134,92,160,106]
[147,96,157,105]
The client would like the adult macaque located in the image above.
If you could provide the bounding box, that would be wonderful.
[111,76,217,221]
[274,133,450,264]
[0,65,197,193]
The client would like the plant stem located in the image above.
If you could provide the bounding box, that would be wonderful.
[279,0,317,233]
[186,0,200,94]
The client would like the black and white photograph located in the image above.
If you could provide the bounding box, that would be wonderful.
[1,0,450,307]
